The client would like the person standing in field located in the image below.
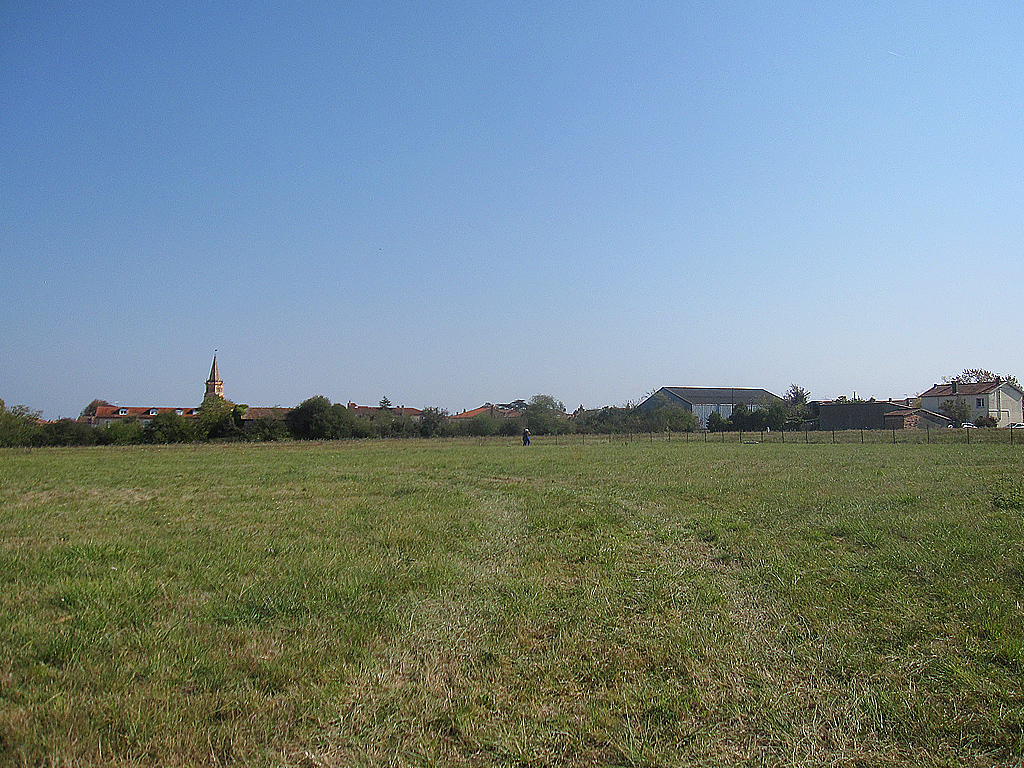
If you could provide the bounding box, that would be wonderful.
[522,428,531,446]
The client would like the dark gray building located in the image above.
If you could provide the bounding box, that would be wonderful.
[817,400,911,431]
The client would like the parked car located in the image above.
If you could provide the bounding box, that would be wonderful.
[961,422,978,428]
[1009,423,1024,429]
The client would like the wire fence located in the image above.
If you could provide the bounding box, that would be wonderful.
[508,427,1024,447]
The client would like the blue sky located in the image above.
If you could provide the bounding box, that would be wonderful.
[3,1,1022,419]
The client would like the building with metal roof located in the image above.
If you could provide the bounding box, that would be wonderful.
[638,386,782,427]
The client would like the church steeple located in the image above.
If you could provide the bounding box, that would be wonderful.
[205,354,224,400]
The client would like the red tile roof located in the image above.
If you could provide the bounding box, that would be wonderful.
[450,405,521,420]
[920,382,1002,398]
[241,407,289,420]
[346,403,423,418]
[92,406,199,420]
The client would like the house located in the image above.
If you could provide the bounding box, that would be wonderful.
[883,408,952,430]
[347,402,423,421]
[919,380,1024,428]
[450,404,522,421]
[87,405,201,427]
[638,387,783,427]
[80,354,277,428]
[241,407,290,423]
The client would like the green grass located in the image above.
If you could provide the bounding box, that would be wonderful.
[1,440,1023,767]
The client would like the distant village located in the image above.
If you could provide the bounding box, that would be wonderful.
[2,356,1022,447]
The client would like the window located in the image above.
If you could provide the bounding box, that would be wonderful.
[175,409,183,416]
[148,408,159,416]
[976,398,985,408]
[118,407,128,416]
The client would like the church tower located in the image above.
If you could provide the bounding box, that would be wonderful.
[205,354,224,401]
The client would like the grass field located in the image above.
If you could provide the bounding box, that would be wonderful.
[1,439,1023,767]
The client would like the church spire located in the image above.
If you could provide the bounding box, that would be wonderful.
[205,353,224,400]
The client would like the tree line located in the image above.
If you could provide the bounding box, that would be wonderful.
[5,369,1014,448]
[0,387,818,448]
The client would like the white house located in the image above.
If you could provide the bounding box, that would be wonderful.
[919,380,1024,427]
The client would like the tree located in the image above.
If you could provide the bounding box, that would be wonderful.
[144,411,195,443]
[763,403,788,431]
[939,397,971,427]
[707,412,729,432]
[643,404,700,433]
[243,416,290,442]
[782,384,812,427]
[97,418,144,445]
[529,394,565,413]
[0,401,43,447]
[197,396,244,440]
[363,408,417,438]
[784,385,809,408]
[465,413,499,436]
[36,419,98,446]
[729,403,755,431]
[79,399,112,419]
[286,396,360,440]
[520,394,567,435]
[379,396,393,411]
[944,369,1020,387]
[286,396,331,439]
[418,407,449,438]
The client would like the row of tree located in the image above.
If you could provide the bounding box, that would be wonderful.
[0,396,256,448]
[3,370,1011,447]
[0,388,812,447]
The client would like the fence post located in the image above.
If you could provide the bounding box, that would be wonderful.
[892,428,896,444]
[832,430,835,444]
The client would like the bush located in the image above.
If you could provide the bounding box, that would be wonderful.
[418,407,450,438]
[144,411,195,444]
[643,405,700,433]
[35,419,98,447]
[243,417,290,442]
[465,414,499,436]
[96,419,145,445]
[707,412,729,432]
[497,418,522,437]
[575,406,642,434]
[0,403,43,447]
